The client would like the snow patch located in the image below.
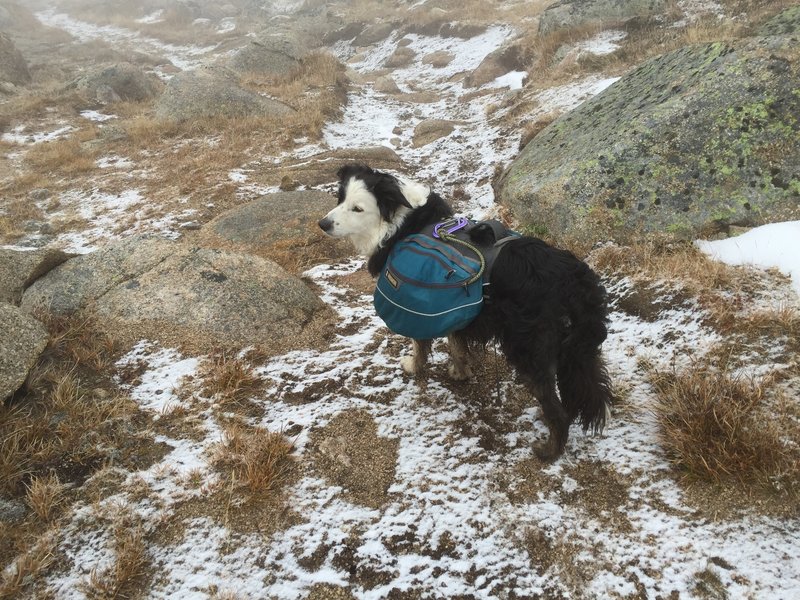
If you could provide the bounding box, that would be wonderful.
[697,221,800,300]
[1,124,74,144]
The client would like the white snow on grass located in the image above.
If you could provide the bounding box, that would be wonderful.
[35,9,218,71]
[1,124,74,144]
[485,70,527,90]
[324,87,402,151]
[136,9,164,24]
[576,30,627,56]
[217,17,236,34]
[80,110,117,122]
[325,27,522,217]
[677,0,725,24]
[40,253,800,599]
[323,27,624,220]
[116,341,201,414]
[96,154,133,169]
[696,221,800,300]
[51,188,191,253]
[534,75,621,115]
[20,8,800,599]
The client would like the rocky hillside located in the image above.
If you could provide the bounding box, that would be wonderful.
[1,1,799,599]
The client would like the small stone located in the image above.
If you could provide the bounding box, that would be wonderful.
[279,175,301,191]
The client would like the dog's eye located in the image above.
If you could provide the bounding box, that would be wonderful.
[352,206,363,213]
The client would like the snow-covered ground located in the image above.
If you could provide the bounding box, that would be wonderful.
[697,221,800,298]
[35,8,219,72]
[5,4,800,599]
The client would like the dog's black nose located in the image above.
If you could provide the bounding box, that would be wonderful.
[318,217,333,233]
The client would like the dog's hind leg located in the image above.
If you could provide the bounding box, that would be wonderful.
[446,334,473,381]
[521,367,570,462]
[400,339,432,376]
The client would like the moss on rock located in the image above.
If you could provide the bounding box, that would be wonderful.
[498,30,800,244]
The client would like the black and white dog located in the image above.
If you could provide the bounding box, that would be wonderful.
[319,164,613,461]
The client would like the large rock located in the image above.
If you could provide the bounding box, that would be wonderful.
[0,304,48,401]
[384,47,415,69]
[92,246,325,351]
[322,22,366,45]
[465,44,524,88]
[354,22,397,47]
[155,66,293,121]
[538,0,667,34]
[22,236,327,352]
[412,119,457,148]
[22,235,174,317]
[197,191,351,272]
[69,63,163,104]
[756,5,800,36]
[497,36,800,243]
[227,31,306,76]
[0,32,30,87]
[0,248,72,305]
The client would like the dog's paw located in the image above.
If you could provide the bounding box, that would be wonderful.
[400,355,417,375]
[447,362,473,381]
[533,440,560,463]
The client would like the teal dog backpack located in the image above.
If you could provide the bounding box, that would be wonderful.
[373,218,516,339]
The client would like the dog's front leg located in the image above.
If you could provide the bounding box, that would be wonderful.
[447,334,473,381]
[400,339,432,376]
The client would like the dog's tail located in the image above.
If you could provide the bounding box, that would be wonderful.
[557,274,614,433]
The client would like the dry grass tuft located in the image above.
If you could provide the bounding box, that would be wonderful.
[0,531,56,599]
[0,314,131,496]
[201,353,263,407]
[212,422,294,494]
[240,50,348,141]
[525,20,610,75]
[25,472,66,521]
[714,304,800,341]
[650,363,798,491]
[518,111,560,149]
[25,137,100,175]
[82,515,148,600]
[38,312,120,372]
[590,241,735,293]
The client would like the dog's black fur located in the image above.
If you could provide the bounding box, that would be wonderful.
[332,164,613,460]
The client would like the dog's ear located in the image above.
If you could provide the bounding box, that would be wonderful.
[336,163,373,183]
[373,174,413,222]
[337,164,367,204]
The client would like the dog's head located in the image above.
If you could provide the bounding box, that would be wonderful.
[319,164,430,256]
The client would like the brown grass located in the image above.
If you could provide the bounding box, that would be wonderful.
[82,515,148,600]
[0,196,45,239]
[25,472,66,521]
[525,20,611,74]
[712,304,800,341]
[518,111,560,149]
[40,313,121,372]
[590,241,736,294]
[650,363,799,491]
[0,314,129,496]
[201,353,263,407]
[0,531,56,600]
[212,422,294,494]
[240,50,348,140]
[25,137,100,175]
